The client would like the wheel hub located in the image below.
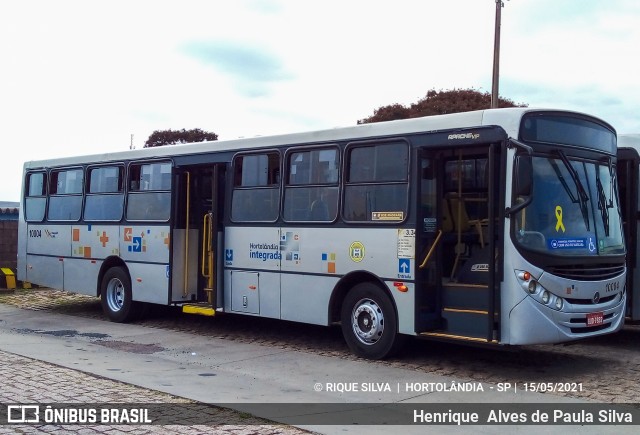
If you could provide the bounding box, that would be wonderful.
[106,279,125,312]
[352,299,384,345]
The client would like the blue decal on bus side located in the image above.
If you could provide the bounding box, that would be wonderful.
[398,259,411,278]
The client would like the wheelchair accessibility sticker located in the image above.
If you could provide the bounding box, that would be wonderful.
[548,237,597,253]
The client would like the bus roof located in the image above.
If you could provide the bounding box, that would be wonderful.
[22,107,608,169]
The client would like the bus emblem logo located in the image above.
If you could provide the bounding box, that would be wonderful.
[349,241,365,263]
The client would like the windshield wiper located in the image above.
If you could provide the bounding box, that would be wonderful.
[549,159,578,204]
[596,172,610,236]
[555,150,590,231]
[596,159,615,237]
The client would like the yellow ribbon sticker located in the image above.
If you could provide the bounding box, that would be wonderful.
[555,205,565,233]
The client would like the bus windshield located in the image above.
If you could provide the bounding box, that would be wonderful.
[514,155,624,256]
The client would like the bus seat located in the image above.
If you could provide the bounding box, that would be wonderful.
[442,195,485,279]
[445,195,485,247]
[309,198,329,221]
[441,199,454,233]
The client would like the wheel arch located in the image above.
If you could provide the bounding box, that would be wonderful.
[97,256,128,297]
[329,270,397,325]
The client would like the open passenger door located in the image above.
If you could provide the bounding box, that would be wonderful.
[172,163,226,315]
[416,141,503,343]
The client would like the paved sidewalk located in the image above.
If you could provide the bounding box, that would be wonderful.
[0,350,309,434]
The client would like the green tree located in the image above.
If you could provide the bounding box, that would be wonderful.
[358,88,527,124]
[144,128,218,147]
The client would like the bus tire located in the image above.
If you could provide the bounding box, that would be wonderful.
[100,266,141,323]
[341,282,401,360]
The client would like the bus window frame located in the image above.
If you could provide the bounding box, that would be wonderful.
[84,163,125,222]
[24,170,48,223]
[47,166,84,222]
[125,160,173,222]
[282,144,340,223]
[341,138,411,225]
[230,149,282,223]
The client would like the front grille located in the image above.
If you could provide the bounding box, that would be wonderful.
[564,295,617,305]
[548,263,624,281]
[570,324,610,334]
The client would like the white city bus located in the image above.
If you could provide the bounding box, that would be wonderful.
[616,134,640,320]
[17,108,626,359]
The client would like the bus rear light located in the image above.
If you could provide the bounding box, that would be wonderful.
[393,282,408,292]
[527,281,537,294]
[136,278,142,282]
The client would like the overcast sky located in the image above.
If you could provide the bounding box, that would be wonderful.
[1,0,639,201]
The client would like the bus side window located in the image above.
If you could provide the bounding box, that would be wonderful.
[24,172,47,222]
[126,162,171,221]
[283,147,339,222]
[231,152,280,222]
[343,141,409,222]
[48,168,83,221]
[84,165,124,221]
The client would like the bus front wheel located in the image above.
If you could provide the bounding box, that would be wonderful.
[100,267,141,323]
[341,282,401,360]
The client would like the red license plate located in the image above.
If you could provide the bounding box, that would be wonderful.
[586,312,604,327]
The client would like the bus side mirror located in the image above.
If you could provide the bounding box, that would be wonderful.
[515,155,532,197]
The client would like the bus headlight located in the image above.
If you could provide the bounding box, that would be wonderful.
[516,270,539,294]
[555,297,564,310]
[542,291,550,304]
[515,269,562,310]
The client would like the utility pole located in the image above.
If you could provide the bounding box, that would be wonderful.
[491,0,505,109]
[130,134,135,150]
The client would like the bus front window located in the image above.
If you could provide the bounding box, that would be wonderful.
[514,155,624,256]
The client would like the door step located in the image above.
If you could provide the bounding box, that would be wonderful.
[441,307,490,338]
[442,282,490,311]
[182,303,216,316]
[418,331,497,344]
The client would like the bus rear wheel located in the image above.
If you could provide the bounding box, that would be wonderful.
[100,266,141,323]
[341,282,401,360]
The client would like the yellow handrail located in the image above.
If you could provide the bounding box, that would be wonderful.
[201,212,211,278]
[419,230,443,269]
[200,211,215,304]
